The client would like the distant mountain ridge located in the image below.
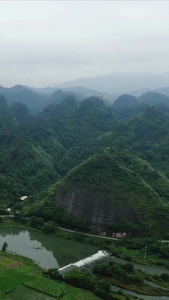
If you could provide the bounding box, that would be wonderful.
[0,85,45,115]
[1,81,169,117]
[0,84,115,115]
[58,72,169,95]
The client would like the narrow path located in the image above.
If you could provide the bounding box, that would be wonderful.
[57,226,118,240]
[0,215,14,218]
[57,226,169,243]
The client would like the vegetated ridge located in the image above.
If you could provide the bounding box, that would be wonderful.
[1,86,169,237]
[55,146,169,237]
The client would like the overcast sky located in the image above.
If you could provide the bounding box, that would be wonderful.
[1,1,169,87]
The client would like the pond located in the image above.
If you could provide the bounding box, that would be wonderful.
[0,227,99,270]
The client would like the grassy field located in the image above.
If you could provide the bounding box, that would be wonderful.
[0,289,10,300]
[0,267,35,294]
[16,265,33,274]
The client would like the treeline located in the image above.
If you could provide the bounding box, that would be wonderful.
[14,210,90,234]
[64,269,117,300]
[93,261,144,286]
[115,238,169,260]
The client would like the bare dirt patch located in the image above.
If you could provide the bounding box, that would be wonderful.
[9,261,23,269]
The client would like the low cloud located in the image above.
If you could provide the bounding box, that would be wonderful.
[1,1,169,87]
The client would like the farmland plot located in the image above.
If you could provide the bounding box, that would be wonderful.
[3,269,34,284]
[16,265,33,274]
[62,286,101,300]
[0,269,35,293]
[0,289,9,300]
[0,277,20,293]
[25,277,67,298]
[8,286,56,300]
[0,265,7,275]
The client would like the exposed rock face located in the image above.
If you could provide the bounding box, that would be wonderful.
[55,186,135,232]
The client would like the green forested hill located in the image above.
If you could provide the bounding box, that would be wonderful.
[113,94,138,110]
[0,85,46,115]
[35,96,117,150]
[55,106,169,175]
[1,90,169,237]
[54,146,169,237]
[139,91,169,106]
[0,95,18,147]
[0,85,77,115]
[0,95,59,207]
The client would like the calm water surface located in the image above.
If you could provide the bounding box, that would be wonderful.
[1,228,169,300]
[0,227,98,270]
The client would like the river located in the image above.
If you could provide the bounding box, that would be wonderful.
[1,227,169,300]
[110,257,169,300]
[0,227,98,270]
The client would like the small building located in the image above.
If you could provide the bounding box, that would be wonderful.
[20,196,28,201]
[112,232,127,238]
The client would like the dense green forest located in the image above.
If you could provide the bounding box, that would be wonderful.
[1,87,169,237]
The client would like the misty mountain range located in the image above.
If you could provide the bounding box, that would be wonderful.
[58,72,169,96]
[1,71,169,116]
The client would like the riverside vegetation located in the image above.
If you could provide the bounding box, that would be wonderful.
[0,249,107,300]
[2,218,169,299]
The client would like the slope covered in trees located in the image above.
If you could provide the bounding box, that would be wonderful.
[0,95,59,208]
[0,89,169,237]
[54,146,169,237]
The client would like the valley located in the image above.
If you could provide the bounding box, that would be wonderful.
[1,85,169,298]
[2,1,169,298]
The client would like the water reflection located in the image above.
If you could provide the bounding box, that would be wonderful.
[0,227,21,237]
[0,228,98,270]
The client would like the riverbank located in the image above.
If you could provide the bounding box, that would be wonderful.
[109,277,169,296]
[0,250,106,300]
[93,259,169,297]
[2,222,169,298]
[1,217,169,272]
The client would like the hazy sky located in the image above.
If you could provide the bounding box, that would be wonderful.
[1,1,169,87]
